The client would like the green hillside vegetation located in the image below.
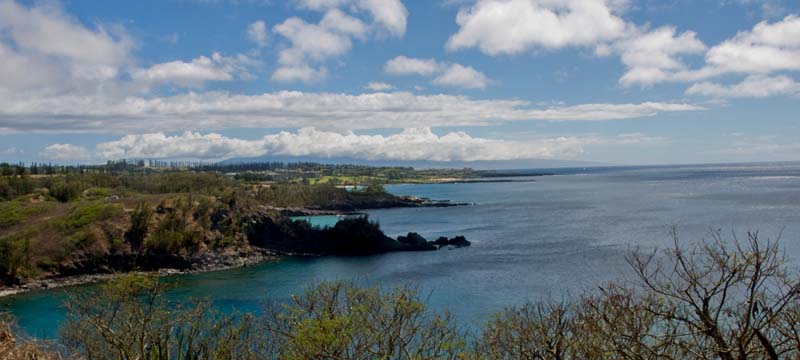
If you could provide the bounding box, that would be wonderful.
[0,170,404,286]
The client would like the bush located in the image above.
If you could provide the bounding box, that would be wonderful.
[124,202,151,248]
[46,179,82,203]
[0,203,32,229]
[120,172,236,195]
[62,275,261,360]
[57,203,123,232]
[143,211,203,254]
[475,302,576,359]
[0,234,30,285]
[0,176,35,201]
[262,281,466,359]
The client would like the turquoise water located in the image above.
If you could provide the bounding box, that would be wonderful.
[290,215,349,228]
[4,162,800,338]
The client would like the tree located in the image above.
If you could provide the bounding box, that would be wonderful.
[0,235,30,285]
[125,202,152,249]
[62,275,262,360]
[622,229,800,359]
[261,281,467,359]
[472,228,800,360]
[475,301,576,360]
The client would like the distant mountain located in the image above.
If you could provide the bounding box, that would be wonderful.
[219,156,608,170]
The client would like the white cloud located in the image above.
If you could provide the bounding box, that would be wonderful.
[274,13,362,64]
[432,64,489,89]
[385,56,444,76]
[364,82,395,91]
[385,56,490,89]
[271,65,329,83]
[442,1,800,98]
[0,91,704,133]
[0,0,259,97]
[47,128,629,162]
[294,0,351,10]
[44,127,672,163]
[0,0,133,96]
[686,75,800,98]
[319,8,369,37]
[272,9,366,82]
[356,0,408,37]
[39,143,92,161]
[273,1,408,83]
[132,52,258,88]
[704,15,800,75]
[617,15,800,92]
[616,26,707,87]
[0,0,131,74]
[0,0,709,146]
[247,20,268,46]
[446,0,628,55]
[295,0,408,36]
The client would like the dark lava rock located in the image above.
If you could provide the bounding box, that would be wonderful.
[245,214,467,255]
[432,235,471,249]
[398,232,429,246]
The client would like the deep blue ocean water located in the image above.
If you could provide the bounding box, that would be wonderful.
[3,162,800,339]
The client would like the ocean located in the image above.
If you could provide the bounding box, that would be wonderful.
[4,162,800,339]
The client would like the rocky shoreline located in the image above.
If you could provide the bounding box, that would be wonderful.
[0,221,472,298]
[274,196,472,217]
[0,197,473,298]
[0,248,278,298]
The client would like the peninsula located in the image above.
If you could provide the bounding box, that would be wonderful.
[0,161,481,295]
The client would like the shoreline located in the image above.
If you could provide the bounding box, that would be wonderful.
[0,248,279,298]
[387,177,544,186]
[0,190,475,299]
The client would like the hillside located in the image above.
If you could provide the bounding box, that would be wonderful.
[0,169,469,289]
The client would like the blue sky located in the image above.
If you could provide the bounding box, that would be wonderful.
[0,0,798,166]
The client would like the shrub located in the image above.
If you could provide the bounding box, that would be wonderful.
[57,203,123,232]
[46,179,82,203]
[124,202,151,248]
[0,203,30,229]
[0,234,30,285]
[143,211,203,254]
[62,275,261,360]
[262,281,467,359]
[475,302,576,359]
[0,176,35,201]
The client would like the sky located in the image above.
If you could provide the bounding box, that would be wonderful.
[0,0,798,166]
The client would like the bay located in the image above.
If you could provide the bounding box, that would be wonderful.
[3,162,800,339]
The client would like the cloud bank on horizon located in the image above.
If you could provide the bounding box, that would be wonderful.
[0,0,798,164]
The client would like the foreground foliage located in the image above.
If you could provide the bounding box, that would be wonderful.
[262,282,466,359]
[4,229,800,359]
[62,276,260,360]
